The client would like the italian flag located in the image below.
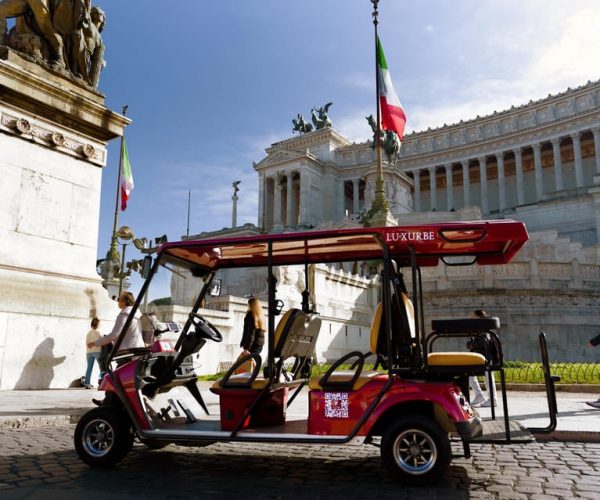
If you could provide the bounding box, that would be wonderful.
[120,136,134,211]
[377,37,406,140]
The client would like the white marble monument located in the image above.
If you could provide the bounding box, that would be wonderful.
[0,48,125,388]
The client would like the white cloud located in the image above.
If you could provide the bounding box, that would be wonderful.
[336,109,373,143]
[407,2,600,131]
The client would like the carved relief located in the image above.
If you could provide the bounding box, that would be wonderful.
[0,105,105,165]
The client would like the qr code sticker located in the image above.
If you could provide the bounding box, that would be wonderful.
[324,392,349,418]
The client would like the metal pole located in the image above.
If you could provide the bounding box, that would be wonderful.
[108,105,128,262]
[370,0,389,219]
[186,190,191,237]
[118,242,127,296]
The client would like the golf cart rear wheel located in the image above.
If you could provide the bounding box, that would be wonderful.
[74,407,133,467]
[380,415,451,485]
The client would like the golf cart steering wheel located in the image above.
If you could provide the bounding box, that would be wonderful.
[190,313,223,342]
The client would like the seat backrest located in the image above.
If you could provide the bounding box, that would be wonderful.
[369,302,383,354]
[273,308,322,380]
[280,314,321,360]
[371,274,417,369]
[273,308,305,357]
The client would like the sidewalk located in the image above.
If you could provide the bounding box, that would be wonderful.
[0,384,598,441]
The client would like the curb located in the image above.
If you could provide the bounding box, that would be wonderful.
[0,415,78,430]
[535,431,600,443]
[506,383,598,393]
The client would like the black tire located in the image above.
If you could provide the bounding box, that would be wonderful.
[380,414,451,485]
[74,407,134,467]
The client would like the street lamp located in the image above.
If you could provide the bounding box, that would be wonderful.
[116,225,134,296]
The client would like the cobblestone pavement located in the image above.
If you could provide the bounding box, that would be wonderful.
[1,425,600,499]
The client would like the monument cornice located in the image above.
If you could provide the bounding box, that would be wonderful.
[399,107,600,171]
[265,127,351,154]
[0,48,129,142]
[400,79,600,163]
[0,103,106,166]
[254,149,324,171]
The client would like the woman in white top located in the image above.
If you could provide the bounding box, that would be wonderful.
[88,292,144,353]
[84,317,101,388]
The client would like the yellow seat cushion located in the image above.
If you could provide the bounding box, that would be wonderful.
[309,370,381,391]
[211,374,270,391]
[427,352,486,367]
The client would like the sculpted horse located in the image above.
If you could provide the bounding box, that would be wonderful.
[366,114,399,163]
[0,0,88,70]
[292,113,313,134]
[311,102,332,130]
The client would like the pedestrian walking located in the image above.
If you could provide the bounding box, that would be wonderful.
[84,317,101,389]
[468,309,498,407]
[235,297,266,373]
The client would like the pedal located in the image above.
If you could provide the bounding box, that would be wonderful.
[167,398,181,417]
[177,399,197,423]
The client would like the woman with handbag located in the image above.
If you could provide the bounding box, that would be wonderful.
[236,297,266,373]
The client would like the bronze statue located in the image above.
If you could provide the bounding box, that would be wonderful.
[70,5,104,86]
[366,114,399,163]
[292,113,313,134]
[0,0,106,87]
[311,102,332,130]
[0,0,66,68]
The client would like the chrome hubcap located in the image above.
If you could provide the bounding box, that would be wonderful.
[393,428,437,475]
[82,418,115,458]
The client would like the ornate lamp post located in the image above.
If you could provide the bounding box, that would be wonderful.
[116,225,134,296]
[366,0,396,227]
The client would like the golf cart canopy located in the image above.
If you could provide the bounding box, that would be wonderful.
[159,220,528,270]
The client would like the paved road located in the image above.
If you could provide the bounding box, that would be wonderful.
[1,425,599,499]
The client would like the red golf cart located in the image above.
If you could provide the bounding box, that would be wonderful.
[74,220,558,484]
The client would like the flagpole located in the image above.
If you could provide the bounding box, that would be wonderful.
[186,190,191,237]
[370,0,390,220]
[108,105,128,262]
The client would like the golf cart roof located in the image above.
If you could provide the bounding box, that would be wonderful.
[159,220,528,270]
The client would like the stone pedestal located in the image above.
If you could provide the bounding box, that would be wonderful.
[0,48,128,389]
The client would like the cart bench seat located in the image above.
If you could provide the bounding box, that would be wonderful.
[308,370,381,391]
[427,352,486,366]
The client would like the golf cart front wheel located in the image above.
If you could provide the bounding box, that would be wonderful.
[74,407,133,467]
[380,415,451,485]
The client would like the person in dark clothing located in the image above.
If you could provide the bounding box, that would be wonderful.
[586,333,600,408]
[238,298,266,370]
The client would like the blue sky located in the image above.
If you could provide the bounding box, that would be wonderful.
[96,0,600,274]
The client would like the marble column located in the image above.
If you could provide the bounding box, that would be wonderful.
[551,138,563,191]
[352,178,360,214]
[478,157,488,214]
[413,170,421,211]
[428,167,437,210]
[286,173,294,226]
[496,153,506,211]
[461,161,470,208]
[258,172,265,230]
[532,143,543,200]
[273,177,283,227]
[298,171,308,226]
[445,163,453,210]
[592,127,600,174]
[514,148,524,205]
[572,133,584,188]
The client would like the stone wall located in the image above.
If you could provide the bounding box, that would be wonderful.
[416,230,600,362]
[0,49,127,389]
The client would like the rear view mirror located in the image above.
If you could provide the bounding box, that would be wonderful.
[209,278,222,297]
[141,256,153,279]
